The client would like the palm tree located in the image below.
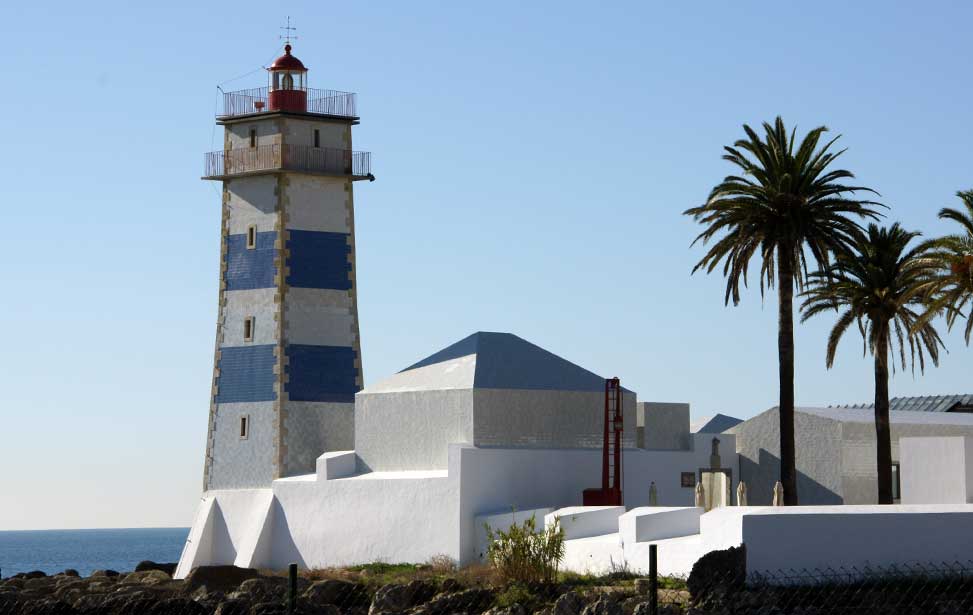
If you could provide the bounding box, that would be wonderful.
[685,117,882,505]
[918,190,973,344]
[801,223,944,504]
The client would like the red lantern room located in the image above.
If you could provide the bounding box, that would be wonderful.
[268,44,308,112]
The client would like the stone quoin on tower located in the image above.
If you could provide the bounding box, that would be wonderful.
[200,40,373,491]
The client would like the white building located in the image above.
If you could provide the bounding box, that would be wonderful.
[729,406,973,505]
[177,331,737,575]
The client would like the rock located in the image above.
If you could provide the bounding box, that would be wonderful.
[439,578,460,594]
[2,578,26,589]
[406,580,437,607]
[631,603,650,615]
[53,581,86,599]
[620,596,642,615]
[146,597,208,615]
[632,604,680,615]
[183,565,262,595]
[581,596,622,615]
[19,598,79,614]
[24,577,57,591]
[61,570,80,578]
[71,593,106,611]
[215,598,253,615]
[86,581,117,593]
[94,591,160,615]
[55,589,85,607]
[371,583,414,614]
[89,570,119,578]
[250,601,287,615]
[303,578,367,607]
[370,580,437,614]
[230,577,286,604]
[0,595,21,613]
[135,561,179,576]
[54,577,83,589]
[485,605,527,615]
[686,545,746,603]
[122,569,172,586]
[553,591,584,615]
[418,588,494,615]
[22,571,49,580]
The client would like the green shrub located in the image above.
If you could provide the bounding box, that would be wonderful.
[346,562,421,575]
[494,584,537,608]
[485,514,565,584]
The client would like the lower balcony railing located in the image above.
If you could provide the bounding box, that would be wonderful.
[203,144,372,179]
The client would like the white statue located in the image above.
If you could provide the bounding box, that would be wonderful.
[772,481,785,506]
[736,481,748,506]
[694,481,705,507]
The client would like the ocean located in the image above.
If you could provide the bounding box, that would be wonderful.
[0,528,189,578]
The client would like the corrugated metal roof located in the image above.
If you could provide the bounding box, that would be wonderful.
[833,394,973,413]
[800,406,973,426]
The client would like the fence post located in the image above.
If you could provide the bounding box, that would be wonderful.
[287,562,298,614]
[649,544,658,615]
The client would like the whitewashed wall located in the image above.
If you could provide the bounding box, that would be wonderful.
[742,505,973,573]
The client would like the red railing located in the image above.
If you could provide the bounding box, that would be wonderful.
[204,144,372,179]
[218,87,357,118]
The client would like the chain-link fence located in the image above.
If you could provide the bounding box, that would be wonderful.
[3,557,973,614]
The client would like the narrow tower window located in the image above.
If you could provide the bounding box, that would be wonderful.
[246,225,257,249]
[243,316,255,342]
[240,415,249,440]
[314,129,320,148]
[249,128,257,148]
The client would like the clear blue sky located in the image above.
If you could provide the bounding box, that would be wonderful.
[1,1,970,530]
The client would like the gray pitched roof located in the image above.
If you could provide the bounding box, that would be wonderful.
[692,413,744,433]
[364,332,622,394]
[834,394,973,413]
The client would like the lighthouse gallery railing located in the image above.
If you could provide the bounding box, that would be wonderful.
[204,144,372,179]
[218,87,357,118]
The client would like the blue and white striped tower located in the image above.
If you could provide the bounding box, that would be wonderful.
[201,43,373,490]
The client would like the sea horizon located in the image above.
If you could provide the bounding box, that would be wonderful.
[0,527,190,578]
[0,526,190,533]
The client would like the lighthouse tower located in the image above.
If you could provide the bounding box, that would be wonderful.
[201,43,372,490]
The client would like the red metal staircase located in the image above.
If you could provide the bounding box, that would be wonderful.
[583,377,624,506]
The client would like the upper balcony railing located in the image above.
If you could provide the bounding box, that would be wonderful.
[203,144,373,180]
[218,87,358,119]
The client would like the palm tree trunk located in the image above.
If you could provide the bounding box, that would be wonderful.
[874,323,893,504]
[777,246,798,505]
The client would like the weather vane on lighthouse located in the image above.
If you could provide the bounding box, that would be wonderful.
[280,16,298,45]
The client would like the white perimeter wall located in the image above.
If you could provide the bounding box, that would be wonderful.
[178,470,459,577]
[178,448,973,581]
[742,505,973,573]
[179,440,737,575]
[559,504,973,578]
[267,470,459,569]
[456,438,736,565]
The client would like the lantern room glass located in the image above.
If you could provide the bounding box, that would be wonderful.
[271,70,306,92]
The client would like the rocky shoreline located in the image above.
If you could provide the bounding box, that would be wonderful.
[0,562,672,615]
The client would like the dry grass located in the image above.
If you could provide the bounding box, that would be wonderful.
[426,554,457,575]
[297,560,498,590]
